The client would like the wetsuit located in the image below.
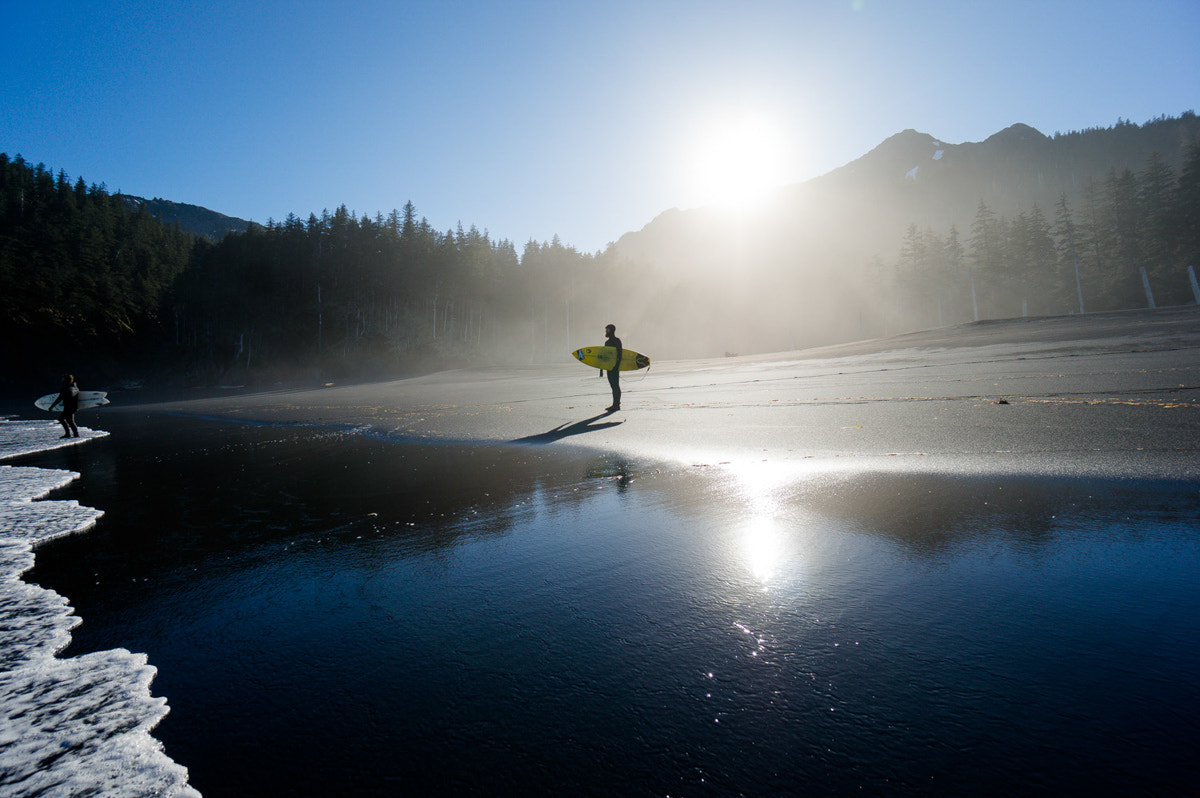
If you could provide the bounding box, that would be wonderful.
[605,333,622,410]
[50,382,80,438]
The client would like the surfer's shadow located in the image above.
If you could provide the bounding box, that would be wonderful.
[512,412,623,445]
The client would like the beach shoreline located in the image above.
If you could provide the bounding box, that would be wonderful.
[0,421,199,797]
[10,309,1200,795]
[122,306,1200,479]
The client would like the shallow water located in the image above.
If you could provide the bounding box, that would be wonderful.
[0,420,196,798]
[22,413,1200,796]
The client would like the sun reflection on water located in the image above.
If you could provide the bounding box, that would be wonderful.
[716,460,818,587]
[740,516,786,583]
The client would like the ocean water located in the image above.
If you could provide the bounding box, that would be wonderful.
[0,419,197,797]
[11,412,1200,796]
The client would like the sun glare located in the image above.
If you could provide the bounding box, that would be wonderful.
[741,516,786,583]
[721,460,807,584]
[686,113,788,213]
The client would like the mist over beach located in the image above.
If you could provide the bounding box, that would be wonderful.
[140,305,1200,480]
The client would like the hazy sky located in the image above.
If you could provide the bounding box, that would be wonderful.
[4,0,1197,252]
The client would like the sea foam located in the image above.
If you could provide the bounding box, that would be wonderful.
[0,419,198,797]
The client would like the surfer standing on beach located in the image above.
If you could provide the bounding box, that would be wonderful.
[604,323,622,412]
[48,373,80,438]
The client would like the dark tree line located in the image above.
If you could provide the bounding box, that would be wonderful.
[890,139,1200,329]
[1,152,613,389]
[0,154,197,385]
[175,204,639,384]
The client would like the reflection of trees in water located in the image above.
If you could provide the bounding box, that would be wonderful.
[789,472,1200,557]
[31,414,658,600]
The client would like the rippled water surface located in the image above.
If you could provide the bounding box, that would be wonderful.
[24,413,1200,796]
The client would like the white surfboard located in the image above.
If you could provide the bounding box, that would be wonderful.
[35,391,110,411]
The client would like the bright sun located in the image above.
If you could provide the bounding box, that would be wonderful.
[686,113,788,212]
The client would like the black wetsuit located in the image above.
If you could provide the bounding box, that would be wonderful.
[605,334,622,409]
[51,382,80,437]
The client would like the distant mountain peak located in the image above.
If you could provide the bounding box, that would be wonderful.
[825,127,943,184]
[872,128,940,155]
[984,123,1048,144]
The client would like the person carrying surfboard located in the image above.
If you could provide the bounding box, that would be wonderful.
[603,324,622,412]
[48,373,80,438]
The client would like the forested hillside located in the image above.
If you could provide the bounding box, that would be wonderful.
[3,113,1199,393]
[0,153,615,390]
[172,205,618,384]
[0,154,197,385]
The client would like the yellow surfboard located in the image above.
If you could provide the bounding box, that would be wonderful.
[572,346,651,371]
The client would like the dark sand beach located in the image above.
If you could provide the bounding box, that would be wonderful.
[143,305,1200,478]
[18,307,1200,796]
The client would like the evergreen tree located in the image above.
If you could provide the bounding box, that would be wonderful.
[1104,168,1145,306]
[1009,204,1058,315]
[1177,137,1200,275]
[1076,177,1119,310]
[969,201,1006,317]
[943,225,974,323]
[0,155,197,382]
[1139,151,1178,297]
[1053,193,1085,313]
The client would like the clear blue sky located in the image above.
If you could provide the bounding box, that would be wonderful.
[4,0,1197,253]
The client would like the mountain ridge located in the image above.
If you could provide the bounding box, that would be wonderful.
[120,195,251,239]
[617,114,1199,260]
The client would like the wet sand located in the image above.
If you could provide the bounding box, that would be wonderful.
[135,306,1200,479]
